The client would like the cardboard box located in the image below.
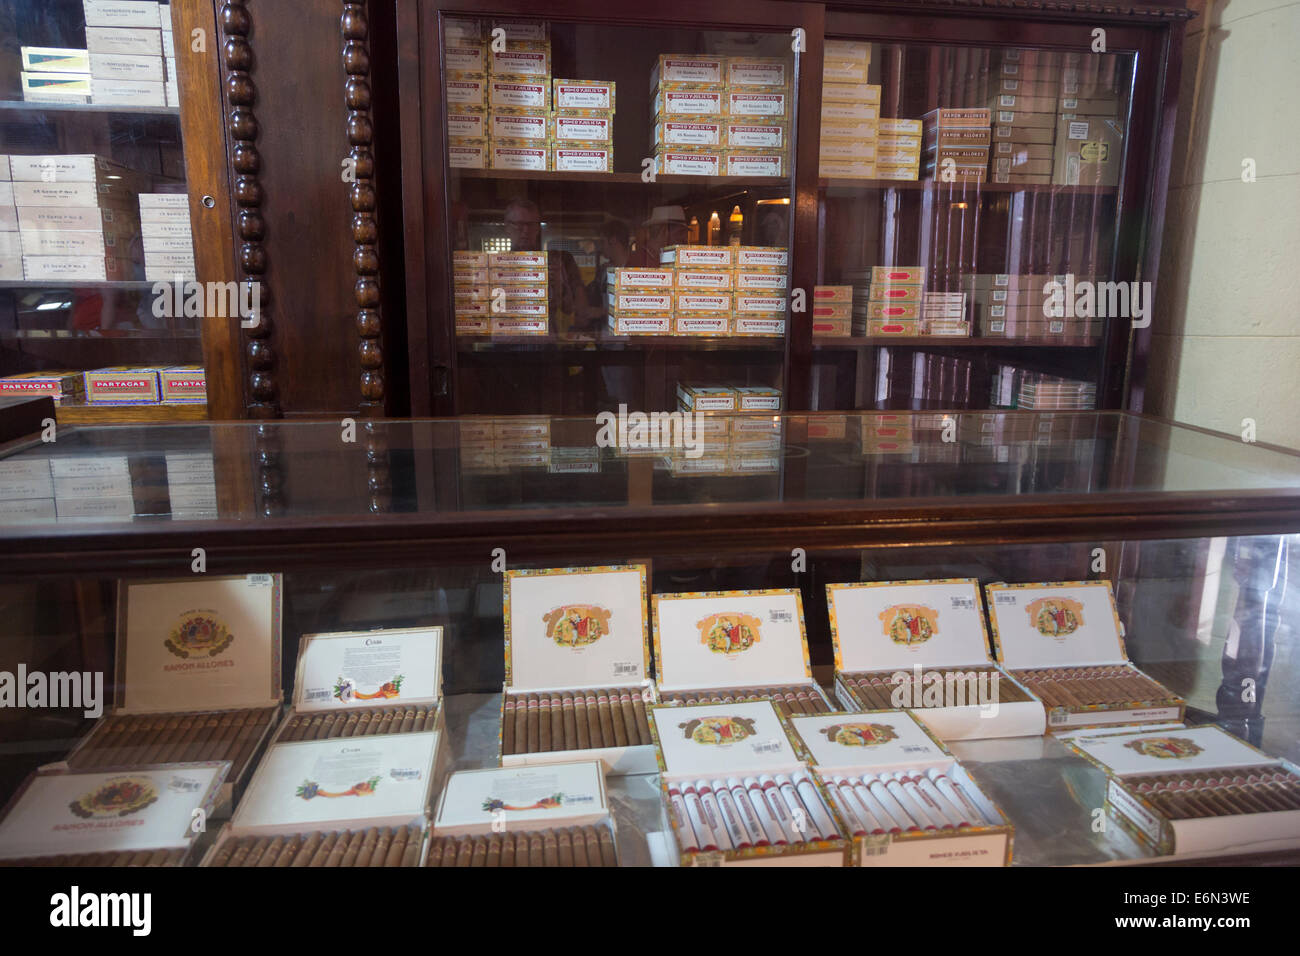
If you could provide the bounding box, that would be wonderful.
[674,268,732,291]
[988,93,1057,113]
[608,267,674,292]
[83,0,161,29]
[20,47,91,73]
[553,78,615,111]
[993,109,1057,129]
[725,151,783,177]
[159,365,205,403]
[446,76,487,110]
[448,139,488,168]
[724,122,785,150]
[653,88,725,118]
[0,371,85,404]
[490,142,549,171]
[650,55,726,88]
[735,246,787,270]
[489,80,548,110]
[23,254,139,281]
[501,565,656,774]
[727,90,789,118]
[661,244,731,268]
[20,72,92,102]
[89,51,163,82]
[985,580,1185,732]
[490,111,549,141]
[553,113,613,143]
[654,149,722,176]
[1053,116,1124,187]
[728,56,789,89]
[923,108,990,129]
[655,120,723,147]
[992,124,1054,144]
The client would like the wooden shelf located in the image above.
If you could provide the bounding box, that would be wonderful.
[0,280,161,291]
[55,404,208,425]
[819,177,1116,195]
[455,168,789,188]
[457,332,784,351]
[0,99,178,116]
[812,336,1100,349]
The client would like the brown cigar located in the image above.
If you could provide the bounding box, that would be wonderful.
[281,715,306,742]
[383,826,408,867]
[502,697,517,755]
[850,676,890,710]
[339,712,361,738]
[542,829,559,866]
[561,693,578,751]
[484,833,502,867]
[180,713,221,762]
[207,836,241,867]
[584,692,603,747]
[230,707,276,775]
[317,713,343,740]
[422,706,438,731]
[607,690,630,748]
[368,827,393,867]
[512,695,528,754]
[471,836,488,867]
[156,714,201,763]
[303,715,325,742]
[226,838,259,867]
[290,831,322,867]
[143,848,171,866]
[556,827,574,866]
[305,831,338,867]
[617,691,641,747]
[596,692,617,749]
[91,715,134,766]
[455,837,474,867]
[205,710,251,761]
[375,710,396,737]
[433,837,454,866]
[526,695,541,752]
[570,826,590,866]
[324,831,351,867]
[395,707,415,735]
[549,694,565,752]
[119,715,164,765]
[528,832,545,867]
[538,695,552,752]
[107,716,149,766]
[573,693,591,750]
[253,836,284,867]
[631,694,653,745]
[592,825,618,867]
[354,827,380,866]
[339,828,368,867]
[355,712,373,737]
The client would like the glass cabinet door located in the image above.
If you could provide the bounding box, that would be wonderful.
[0,0,205,423]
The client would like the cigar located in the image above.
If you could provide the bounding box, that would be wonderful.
[375,710,396,737]
[207,836,241,867]
[368,827,392,867]
[484,833,502,867]
[340,712,361,738]
[593,825,617,866]
[499,832,516,868]
[398,826,421,867]
[422,706,438,731]
[204,709,251,761]
[584,692,603,748]
[502,697,517,755]
[538,695,553,752]
[548,694,565,752]
[849,676,891,710]
[471,835,488,867]
[306,831,338,867]
[434,838,455,866]
[631,694,653,745]
[561,693,578,751]
[355,712,373,737]
[108,717,150,766]
[280,715,306,741]
[383,826,407,867]
[596,692,617,748]
[542,829,559,866]
[569,826,590,866]
[609,691,630,748]
[156,714,201,763]
[120,715,165,765]
[455,837,474,867]
[74,716,119,768]
[225,838,256,868]
[617,691,640,747]
[528,832,545,867]
[303,715,325,742]
[525,695,540,752]
[291,831,323,867]
[396,707,416,735]
[253,836,285,867]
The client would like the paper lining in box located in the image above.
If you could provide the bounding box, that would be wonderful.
[651,699,849,865]
[655,120,723,147]
[501,565,655,774]
[827,579,1045,740]
[785,711,1013,866]
[553,78,614,111]
[0,763,228,865]
[289,626,443,718]
[650,55,725,87]
[654,149,721,176]
[985,580,1185,732]
[1066,725,1300,858]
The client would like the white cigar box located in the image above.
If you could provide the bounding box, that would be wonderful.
[500,564,657,775]
[828,579,1045,740]
[20,47,91,73]
[785,710,1013,866]
[650,699,849,865]
[86,26,163,57]
[92,78,165,106]
[985,580,1185,732]
[0,459,54,500]
[83,0,162,29]
[54,496,134,521]
[1067,725,1300,858]
[653,588,833,713]
[64,575,284,815]
[202,730,444,866]
[0,763,228,866]
[89,52,164,82]
[430,761,620,866]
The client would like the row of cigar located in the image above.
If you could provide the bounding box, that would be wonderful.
[1,848,188,867]
[502,690,652,755]
[278,706,439,741]
[206,825,424,867]
[843,668,1034,708]
[825,768,1003,835]
[660,685,833,715]
[1011,666,1170,707]
[1129,766,1300,820]
[425,826,618,867]
[68,706,278,771]
[667,772,842,852]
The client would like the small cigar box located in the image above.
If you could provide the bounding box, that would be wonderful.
[653,588,834,714]
[0,763,229,866]
[202,731,444,867]
[985,580,1185,732]
[1067,725,1300,858]
[272,626,446,746]
[500,564,657,775]
[65,575,284,815]
[785,710,1013,866]
[429,761,619,866]
[650,699,850,865]
[828,579,1045,740]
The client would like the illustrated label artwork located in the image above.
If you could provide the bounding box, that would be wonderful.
[1122,737,1204,760]
[697,612,761,654]
[69,777,159,818]
[544,605,612,647]
[878,604,938,646]
[335,674,404,703]
[1026,597,1084,638]
[165,610,233,659]
[681,716,757,745]
[296,776,381,800]
[819,722,899,747]
[482,793,564,812]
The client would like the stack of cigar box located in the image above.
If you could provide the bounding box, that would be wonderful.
[1053,53,1125,187]
[452,250,488,333]
[0,763,228,867]
[812,285,852,336]
[922,109,989,183]
[963,272,1101,341]
[856,265,924,335]
[458,416,551,471]
[500,565,658,775]
[65,575,285,813]
[84,0,171,107]
[819,41,879,178]
[1015,373,1097,410]
[668,384,782,475]
[921,291,970,336]
[656,243,789,335]
[487,249,550,335]
[989,49,1060,185]
[11,154,146,282]
[652,699,850,865]
[651,55,790,177]
[429,761,620,866]
[552,78,616,172]
[139,192,193,281]
[785,710,1014,866]
[606,267,674,334]
[876,118,923,181]
[19,46,91,105]
[0,159,16,279]
[985,580,1185,733]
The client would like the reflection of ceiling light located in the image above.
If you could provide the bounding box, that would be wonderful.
[756,198,791,205]
[36,300,68,310]
[953,202,968,209]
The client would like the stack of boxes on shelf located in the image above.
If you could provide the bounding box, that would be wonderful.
[989,50,1059,186]
[811,286,852,336]
[459,417,552,471]
[487,20,553,172]
[855,265,924,336]
[552,79,615,172]
[922,109,989,183]
[662,244,733,334]
[0,159,14,279]
[83,0,173,107]
[876,118,922,182]
[0,364,205,411]
[963,272,1100,342]
[606,266,674,335]
[452,250,489,333]
[444,17,490,168]
[920,291,970,336]
[819,42,878,178]
[489,250,550,335]
[19,46,91,105]
[139,192,193,282]
[1054,55,1124,187]
[671,384,782,476]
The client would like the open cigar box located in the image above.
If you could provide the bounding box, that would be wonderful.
[200,730,445,867]
[428,760,619,866]
[653,588,834,715]
[0,762,229,866]
[1066,725,1300,858]
[65,575,284,814]
[650,699,849,866]
[500,565,658,775]
[273,625,446,743]
[828,578,1045,739]
[784,710,1014,866]
[985,580,1185,732]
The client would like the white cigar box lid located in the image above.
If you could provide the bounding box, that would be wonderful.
[827,579,994,671]
[786,711,954,775]
[1067,725,1286,777]
[650,699,802,776]
[292,626,444,713]
[984,580,1129,669]
[433,760,609,835]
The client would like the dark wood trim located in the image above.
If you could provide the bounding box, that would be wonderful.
[827,0,1193,22]
[788,5,825,411]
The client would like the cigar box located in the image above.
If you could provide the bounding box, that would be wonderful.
[608,267,674,292]
[661,244,732,268]
[821,116,878,141]
[655,120,724,147]
[203,730,444,867]
[727,91,789,118]
[827,580,1045,740]
[735,245,787,270]
[652,88,725,118]
[488,79,549,110]
[488,48,548,79]
[500,565,657,775]
[159,365,206,404]
[993,109,1057,129]
[0,370,85,404]
[1066,725,1300,858]
[725,122,786,150]
[992,124,1055,145]
[650,55,726,88]
[553,78,615,111]
[65,575,284,813]
[725,151,784,177]
[607,290,674,313]
[490,142,549,171]
[447,110,488,139]
[673,268,732,291]
[1053,116,1124,186]
[822,82,881,104]
[446,41,488,73]
[609,313,672,335]
[985,581,1185,732]
[430,761,620,866]
[821,101,879,122]
[674,315,730,335]
[727,57,789,89]
[447,140,488,168]
[736,269,787,292]
[819,160,876,178]
[0,763,228,866]
[675,292,732,314]
[653,588,833,714]
[651,699,849,865]
[785,710,1012,865]
[446,76,487,110]
[553,113,613,143]
[863,319,920,335]
[654,148,722,176]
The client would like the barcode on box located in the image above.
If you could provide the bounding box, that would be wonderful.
[246,574,273,587]
[995,593,1017,605]
[769,609,793,623]
[612,661,640,678]
[951,596,975,610]
[752,739,784,755]
[862,843,889,857]
[862,835,890,856]
[304,689,331,701]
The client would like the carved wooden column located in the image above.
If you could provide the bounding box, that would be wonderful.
[342,2,386,416]
[221,0,280,418]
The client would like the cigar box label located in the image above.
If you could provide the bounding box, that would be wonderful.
[820,160,876,178]
[865,320,919,335]
[650,700,797,773]
[724,152,782,177]
[489,266,548,286]
[826,579,993,671]
[455,299,489,317]
[489,48,548,78]
[609,314,672,334]
[674,269,732,291]
[489,81,548,109]
[871,265,924,285]
[823,61,870,83]
[608,291,673,312]
[490,144,549,170]
[727,91,788,117]
[491,251,547,269]
[447,112,487,138]
[662,245,732,268]
[822,82,881,105]
[813,303,851,320]
[553,114,612,142]
[491,112,548,140]
[160,367,206,403]
[492,298,548,317]
[445,43,487,73]
[735,246,787,269]
[724,123,785,149]
[675,293,731,313]
[294,626,444,711]
[435,762,609,835]
[652,56,725,86]
[984,581,1129,669]
[654,89,725,116]
[821,102,879,123]
[734,315,785,335]
[609,268,673,291]
[822,116,879,141]
[553,147,612,172]
[674,315,729,334]
[820,139,877,162]
[727,57,788,88]
[553,79,615,111]
[735,294,785,314]
[446,77,487,108]
[656,121,723,147]
[874,166,919,181]
[489,317,548,335]
[456,317,490,333]
[453,251,488,269]
[655,150,722,176]
[503,566,650,688]
[491,20,549,44]
[448,141,487,168]
[731,271,785,292]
